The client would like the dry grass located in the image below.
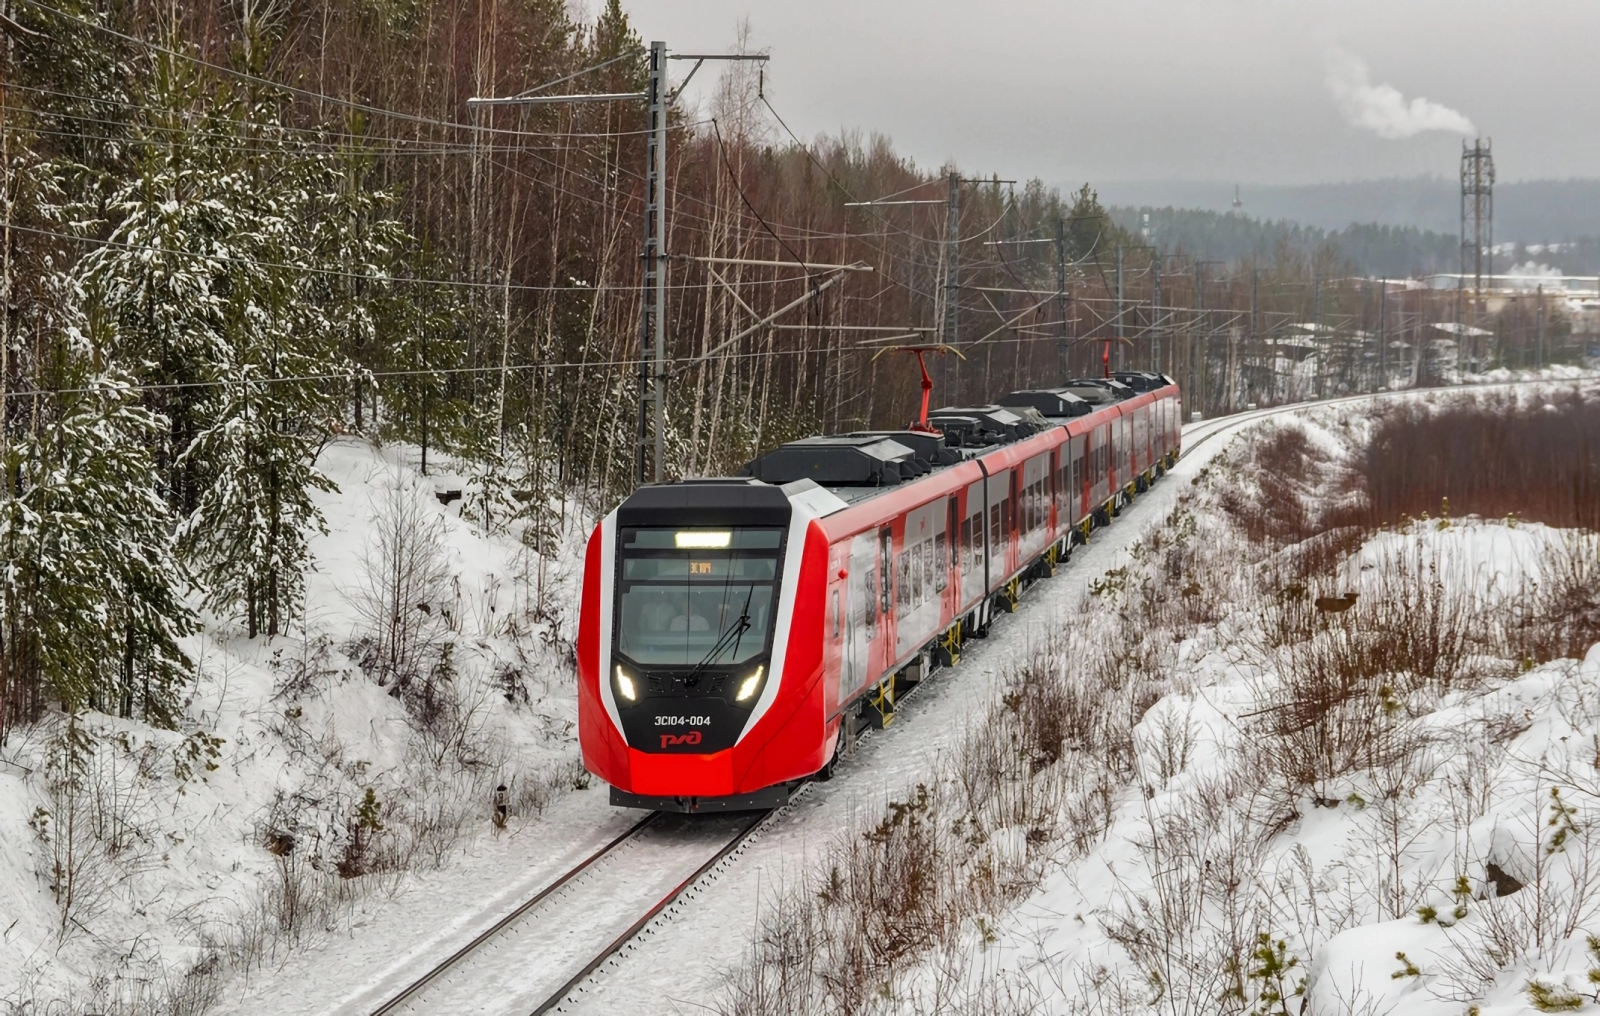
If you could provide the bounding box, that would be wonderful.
[1504,528,1600,666]
[719,615,1146,1016]
[1359,390,1600,530]
[719,389,1600,1015]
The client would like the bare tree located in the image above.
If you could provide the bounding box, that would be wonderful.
[350,473,452,696]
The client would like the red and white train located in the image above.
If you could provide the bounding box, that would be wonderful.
[577,372,1183,811]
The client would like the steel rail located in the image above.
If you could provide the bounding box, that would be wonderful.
[370,813,659,1015]
[529,808,774,1015]
[1174,376,1598,463]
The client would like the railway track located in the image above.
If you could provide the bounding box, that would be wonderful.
[361,400,1238,1015]
[1176,375,1598,461]
[367,376,1596,1016]
[368,808,773,1015]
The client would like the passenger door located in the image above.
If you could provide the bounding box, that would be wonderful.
[842,532,877,705]
[876,526,894,675]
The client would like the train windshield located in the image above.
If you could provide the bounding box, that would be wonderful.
[615,526,784,668]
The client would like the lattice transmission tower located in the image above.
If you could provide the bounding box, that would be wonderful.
[1460,138,1494,365]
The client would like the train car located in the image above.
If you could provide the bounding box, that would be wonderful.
[576,374,1182,812]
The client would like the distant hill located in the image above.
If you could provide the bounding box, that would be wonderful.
[1092,177,1600,245]
[1107,205,1600,278]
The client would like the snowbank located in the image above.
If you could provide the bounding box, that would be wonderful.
[0,438,588,1012]
[855,390,1600,1016]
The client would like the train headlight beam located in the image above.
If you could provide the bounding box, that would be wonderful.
[736,665,765,703]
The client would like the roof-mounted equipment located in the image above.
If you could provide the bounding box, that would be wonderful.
[741,435,920,487]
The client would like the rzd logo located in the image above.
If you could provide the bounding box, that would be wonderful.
[660,731,702,748]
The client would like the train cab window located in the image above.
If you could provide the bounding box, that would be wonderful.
[615,526,782,667]
[832,589,841,640]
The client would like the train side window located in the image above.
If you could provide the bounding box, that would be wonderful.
[946,497,959,575]
[909,540,922,607]
[970,507,985,569]
[879,528,893,616]
[915,543,924,606]
[832,589,841,639]
[935,532,948,591]
[862,563,877,638]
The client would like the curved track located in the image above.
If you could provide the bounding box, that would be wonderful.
[1177,376,1596,460]
[368,376,1595,1016]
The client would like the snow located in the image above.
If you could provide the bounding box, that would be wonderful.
[863,381,1600,1016]
[0,437,587,1013]
[5,378,1598,1015]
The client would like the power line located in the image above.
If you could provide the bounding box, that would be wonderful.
[0,217,825,294]
[2,81,706,144]
[15,68,918,263]
[710,119,810,278]
[10,0,672,141]
[3,328,1147,401]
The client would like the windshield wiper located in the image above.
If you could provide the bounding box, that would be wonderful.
[686,586,754,683]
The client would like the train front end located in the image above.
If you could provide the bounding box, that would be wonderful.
[576,480,831,812]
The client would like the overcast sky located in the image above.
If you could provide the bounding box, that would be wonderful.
[620,1,1599,188]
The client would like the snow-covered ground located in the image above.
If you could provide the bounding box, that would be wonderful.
[148,411,1254,1016]
[0,438,589,1014]
[5,379,1596,1016]
[861,383,1600,1016]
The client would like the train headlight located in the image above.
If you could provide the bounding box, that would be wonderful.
[735,664,766,703]
[615,664,638,702]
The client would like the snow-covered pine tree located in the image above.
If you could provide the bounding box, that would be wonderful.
[75,51,233,515]
[171,87,342,639]
[81,47,419,638]
[0,280,193,729]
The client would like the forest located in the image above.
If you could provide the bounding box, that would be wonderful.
[0,0,1584,746]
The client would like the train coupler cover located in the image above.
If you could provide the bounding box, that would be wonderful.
[611,784,789,813]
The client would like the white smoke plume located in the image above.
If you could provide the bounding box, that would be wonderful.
[1325,48,1475,139]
